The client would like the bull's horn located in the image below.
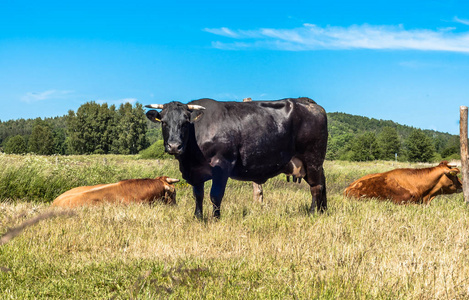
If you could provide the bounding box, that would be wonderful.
[145,104,164,109]
[187,105,205,110]
[165,178,180,184]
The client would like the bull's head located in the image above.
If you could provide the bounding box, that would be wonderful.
[145,102,205,156]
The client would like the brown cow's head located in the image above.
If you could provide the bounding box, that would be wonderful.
[145,102,205,156]
[436,162,463,196]
[157,176,180,205]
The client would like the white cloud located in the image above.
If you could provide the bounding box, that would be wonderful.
[205,23,469,53]
[95,98,138,106]
[454,16,469,26]
[21,89,73,103]
[204,27,241,38]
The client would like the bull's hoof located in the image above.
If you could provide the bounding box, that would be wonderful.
[194,210,203,220]
[309,205,327,215]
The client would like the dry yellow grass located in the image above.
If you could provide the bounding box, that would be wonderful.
[1,156,468,298]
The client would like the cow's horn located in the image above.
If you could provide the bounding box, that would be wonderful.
[166,178,180,184]
[145,104,164,109]
[187,105,205,110]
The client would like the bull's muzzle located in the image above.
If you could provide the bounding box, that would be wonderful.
[166,143,183,155]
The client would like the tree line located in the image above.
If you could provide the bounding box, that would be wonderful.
[0,106,460,162]
[0,102,157,155]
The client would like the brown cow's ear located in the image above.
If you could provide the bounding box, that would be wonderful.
[190,110,204,123]
[146,110,162,123]
[445,168,460,176]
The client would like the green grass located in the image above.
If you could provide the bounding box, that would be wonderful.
[0,155,467,299]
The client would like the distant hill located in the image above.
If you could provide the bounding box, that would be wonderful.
[328,112,454,139]
[327,112,459,161]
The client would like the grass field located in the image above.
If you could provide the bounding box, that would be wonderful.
[1,154,468,299]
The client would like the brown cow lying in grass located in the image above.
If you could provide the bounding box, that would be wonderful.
[344,161,463,204]
[52,176,180,208]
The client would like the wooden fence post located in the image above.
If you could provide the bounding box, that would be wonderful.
[460,106,469,203]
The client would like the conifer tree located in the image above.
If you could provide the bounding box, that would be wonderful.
[350,132,380,161]
[377,126,400,160]
[405,129,435,162]
[4,135,28,154]
[28,120,54,155]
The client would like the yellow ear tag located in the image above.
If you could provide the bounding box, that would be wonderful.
[449,171,457,176]
[154,118,161,122]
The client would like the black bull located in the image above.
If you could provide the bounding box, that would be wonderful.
[146,97,328,218]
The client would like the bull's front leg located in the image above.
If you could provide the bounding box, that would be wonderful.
[193,183,205,219]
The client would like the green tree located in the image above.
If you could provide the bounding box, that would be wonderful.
[66,102,118,154]
[350,132,380,161]
[4,135,28,154]
[326,132,354,160]
[53,127,67,155]
[28,120,54,155]
[146,126,163,145]
[405,129,435,162]
[65,109,85,154]
[66,101,147,155]
[440,135,460,159]
[111,103,148,154]
[377,126,400,160]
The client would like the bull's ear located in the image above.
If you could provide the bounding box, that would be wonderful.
[190,110,204,123]
[146,110,162,123]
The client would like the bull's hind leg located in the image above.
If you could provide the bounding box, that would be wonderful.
[305,164,327,213]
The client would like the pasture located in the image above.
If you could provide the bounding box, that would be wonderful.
[1,154,469,299]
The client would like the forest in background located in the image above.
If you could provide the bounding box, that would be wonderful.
[0,103,460,162]
[326,112,460,162]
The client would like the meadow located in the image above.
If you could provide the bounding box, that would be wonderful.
[1,154,468,299]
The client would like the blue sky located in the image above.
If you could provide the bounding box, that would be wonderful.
[1,0,469,134]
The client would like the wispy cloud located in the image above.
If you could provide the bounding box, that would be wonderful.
[21,89,74,103]
[95,98,138,106]
[204,23,469,53]
[204,27,242,38]
[454,16,469,26]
